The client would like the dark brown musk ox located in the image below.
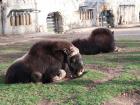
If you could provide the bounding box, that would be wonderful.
[5,40,84,84]
[72,28,115,55]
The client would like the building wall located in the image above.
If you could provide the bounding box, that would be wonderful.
[106,0,140,26]
[84,0,140,26]
[1,0,36,35]
[1,0,140,35]
[135,0,140,22]
[0,3,2,34]
[1,0,82,34]
[36,0,83,32]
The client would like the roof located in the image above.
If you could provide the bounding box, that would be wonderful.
[79,2,97,10]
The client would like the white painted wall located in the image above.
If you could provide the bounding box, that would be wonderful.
[0,4,2,34]
[2,0,36,35]
[1,0,140,35]
[82,0,140,26]
[135,0,140,22]
[36,0,83,32]
[106,0,140,25]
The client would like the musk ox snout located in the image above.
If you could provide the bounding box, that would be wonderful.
[68,53,85,78]
[77,68,84,76]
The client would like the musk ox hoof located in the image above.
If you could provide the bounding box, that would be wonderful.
[114,46,122,52]
[52,69,66,82]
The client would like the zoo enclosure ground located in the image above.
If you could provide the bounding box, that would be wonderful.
[0,29,140,105]
[1,27,140,45]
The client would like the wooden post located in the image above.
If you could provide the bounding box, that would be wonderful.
[10,12,15,26]
[15,12,20,26]
[28,13,32,25]
[25,13,29,25]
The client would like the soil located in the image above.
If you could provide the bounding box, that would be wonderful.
[38,99,58,105]
[0,32,89,46]
[103,90,140,105]
[85,64,123,84]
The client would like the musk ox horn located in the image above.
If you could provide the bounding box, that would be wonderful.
[69,46,79,57]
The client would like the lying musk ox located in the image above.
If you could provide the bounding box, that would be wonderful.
[5,40,84,84]
[72,28,115,55]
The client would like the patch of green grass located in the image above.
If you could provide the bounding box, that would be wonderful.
[83,53,119,68]
[0,44,29,52]
[115,35,140,41]
[0,63,12,83]
[116,40,140,48]
[0,70,106,105]
[124,62,140,70]
[0,49,23,54]
[76,72,140,105]
[81,70,107,80]
[0,63,11,71]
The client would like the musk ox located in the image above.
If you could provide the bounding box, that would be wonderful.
[72,28,115,55]
[5,40,84,84]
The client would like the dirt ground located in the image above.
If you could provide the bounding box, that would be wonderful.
[0,31,90,46]
[103,90,140,105]
[0,30,140,105]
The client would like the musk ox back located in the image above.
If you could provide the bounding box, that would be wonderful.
[72,28,115,55]
[5,40,84,84]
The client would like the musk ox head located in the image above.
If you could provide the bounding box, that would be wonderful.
[68,53,84,78]
[63,46,84,78]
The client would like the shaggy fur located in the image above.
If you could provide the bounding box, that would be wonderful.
[72,28,115,55]
[5,40,84,84]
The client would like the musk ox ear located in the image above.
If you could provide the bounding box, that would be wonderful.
[63,46,79,57]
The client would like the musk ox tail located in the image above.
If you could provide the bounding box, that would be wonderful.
[72,28,115,55]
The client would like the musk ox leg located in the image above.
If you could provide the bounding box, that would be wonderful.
[31,72,42,83]
[52,69,66,82]
[42,69,66,83]
[5,62,32,84]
